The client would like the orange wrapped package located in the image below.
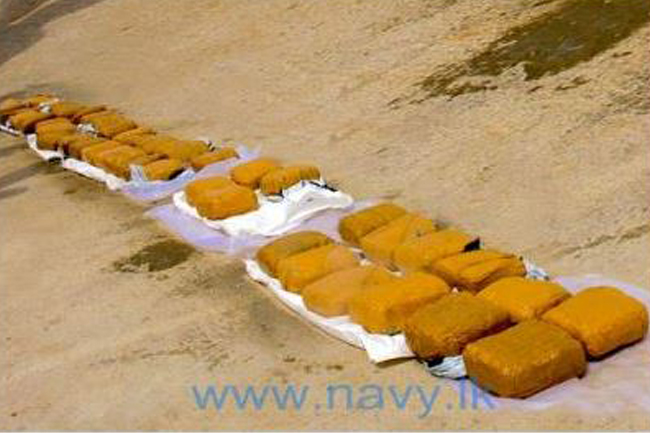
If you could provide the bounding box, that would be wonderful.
[454,256,526,293]
[404,293,510,359]
[393,229,478,273]
[135,135,178,153]
[338,203,407,246]
[194,184,258,220]
[87,113,137,137]
[81,141,124,166]
[67,136,108,159]
[96,146,146,179]
[542,286,648,358]
[256,231,333,276]
[478,277,570,322]
[112,127,155,145]
[35,118,76,150]
[185,176,236,207]
[155,140,209,161]
[190,147,239,171]
[230,158,281,189]
[50,101,86,118]
[276,244,359,293]
[71,106,108,123]
[23,94,57,107]
[259,165,321,195]
[359,213,436,268]
[0,98,27,116]
[430,250,517,289]
[302,265,397,317]
[349,272,450,334]
[464,320,586,398]
[9,110,53,133]
[142,159,186,181]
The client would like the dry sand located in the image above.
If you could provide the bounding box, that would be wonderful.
[0,0,648,430]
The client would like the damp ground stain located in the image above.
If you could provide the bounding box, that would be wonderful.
[417,0,650,100]
[113,239,195,273]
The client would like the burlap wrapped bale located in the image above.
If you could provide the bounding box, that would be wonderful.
[478,277,570,322]
[464,320,586,398]
[113,127,155,145]
[142,158,186,181]
[87,113,137,138]
[302,265,397,317]
[71,106,107,123]
[96,146,146,179]
[256,231,333,276]
[190,147,239,171]
[67,136,108,159]
[393,229,478,273]
[360,213,436,268]
[276,244,359,293]
[194,183,259,220]
[81,141,124,166]
[50,101,86,118]
[454,256,527,293]
[349,272,450,334]
[338,203,407,246]
[9,110,53,133]
[185,176,236,207]
[230,158,281,189]
[259,164,321,195]
[404,293,510,359]
[542,286,648,358]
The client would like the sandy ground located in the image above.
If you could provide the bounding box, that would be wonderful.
[0,0,649,430]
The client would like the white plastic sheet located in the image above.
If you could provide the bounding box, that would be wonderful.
[25,134,63,161]
[244,259,414,363]
[173,181,354,237]
[61,157,126,191]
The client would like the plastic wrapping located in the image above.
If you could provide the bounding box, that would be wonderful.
[405,293,510,359]
[172,180,355,237]
[348,272,450,334]
[244,259,414,363]
[542,286,648,358]
[338,203,407,246]
[479,277,571,322]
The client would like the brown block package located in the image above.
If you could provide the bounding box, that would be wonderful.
[349,272,450,334]
[0,98,26,116]
[156,140,209,161]
[542,286,648,358]
[195,184,258,220]
[256,231,333,277]
[81,141,124,166]
[464,320,586,398]
[9,110,53,133]
[302,265,397,317]
[185,176,236,207]
[142,159,186,181]
[23,94,57,107]
[360,213,436,268]
[455,256,527,293]
[259,165,321,195]
[276,244,359,293]
[87,113,137,137]
[191,148,240,171]
[478,277,570,322]
[35,118,76,150]
[231,158,281,189]
[430,250,522,289]
[393,229,478,273]
[338,203,407,246]
[405,293,511,359]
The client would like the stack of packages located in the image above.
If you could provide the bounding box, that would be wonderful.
[248,203,649,399]
[0,94,251,198]
[2,94,649,403]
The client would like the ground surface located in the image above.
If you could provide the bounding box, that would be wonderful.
[0,0,648,430]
